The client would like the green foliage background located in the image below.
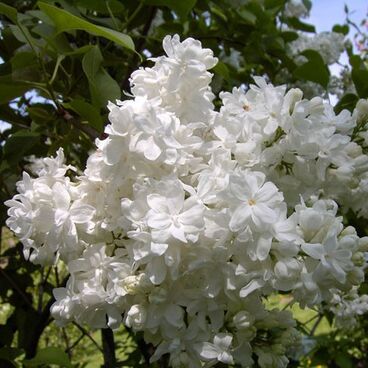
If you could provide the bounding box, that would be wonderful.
[0,0,367,367]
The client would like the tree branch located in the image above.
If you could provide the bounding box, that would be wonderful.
[59,108,100,140]
[0,268,33,308]
[101,328,116,368]
[73,322,103,353]
[310,314,323,336]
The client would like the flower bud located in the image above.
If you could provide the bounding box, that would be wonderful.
[125,304,147,330]
[347,268,365,285]
[118,274,151,296]
[233,311,254,330]
[340,226,356,236]
[358,237,368,252]
[352,252,365,267]
[271,343,285,355]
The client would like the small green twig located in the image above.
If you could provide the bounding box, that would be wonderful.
[106,0,119,30]
[281,301,293,311]
[73,322,103,353]
[123,2,144,31]
[310,314,323,336]
[62,327,72,360]
[0,268,34,308]
[66,333,85,353]
[49,55,65,85]
[303,313,319,326]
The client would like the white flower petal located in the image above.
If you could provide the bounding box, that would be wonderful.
[229,205,251,232]
[53,182,70,210]
[170,225,187,243]
[146,257,167,285]
[164,304,184,327]
[70,203,95,223]
[256,235,272,261]
[151,242,169,256]
[147,212,171,229]
[301,243,324,260]
[197,343,219,360]
[239,279,264,298]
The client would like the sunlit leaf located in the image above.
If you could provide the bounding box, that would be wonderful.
[23,347,72,367]
[38,2,135,51]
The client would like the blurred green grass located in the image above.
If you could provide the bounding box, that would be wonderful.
[267,294,332,336]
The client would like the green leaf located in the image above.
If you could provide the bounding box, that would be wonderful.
[213,61,230,80]
[349,54,362,69]
[0,83,30,104]
[352,68,368,98]
[3,130,40,162]
[92,69,121,107]
[11,52,38,70]
[209,4,227,22]
[335,93,359,113]
[28,104,55,124]
[0,347,24,362]
[23,347,72,367]
[10,52,41,82]
[143,0,197,18]
[293,49,330,88]
[82,46,120,107]
[63,45,94,57]
[287,17,315,33]
[9,24,27,43]
[302,0,312,11]
[264,0,286,12]
[26,9,54,24]
[0,3,18,23]
[281,31,298,42]
[239,9,257,25]
[64,99,104,131]
[332,24,349,35]
[335,352,353,368]
[82,45,103,80]
[38,2,135,51]
[302,0,313,11]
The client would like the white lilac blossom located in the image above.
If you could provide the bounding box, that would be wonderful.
[5,35,368,368]
[327,287,368,329]
[285,30,346,99]
[289,31,345,65]
[284,0,310,19]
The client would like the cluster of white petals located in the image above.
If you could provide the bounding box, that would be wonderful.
[284,0,310,19]
[328,287,368,329]
[6,35,368,368]
[289,31,345,65]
